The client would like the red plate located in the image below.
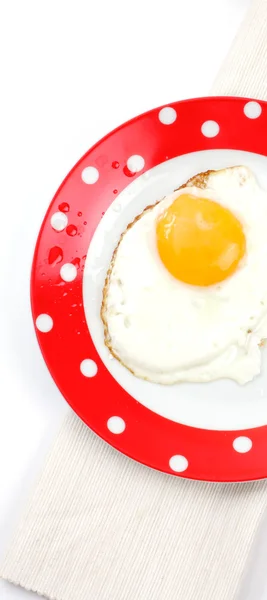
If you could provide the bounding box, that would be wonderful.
[31,96,267,482]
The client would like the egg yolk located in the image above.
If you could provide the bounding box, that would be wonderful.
[156,194,246,286]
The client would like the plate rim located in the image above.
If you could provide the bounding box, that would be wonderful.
[31,95,267,483]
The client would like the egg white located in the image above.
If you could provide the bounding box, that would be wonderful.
[102,166,267,384]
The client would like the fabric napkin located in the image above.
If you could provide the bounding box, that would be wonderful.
[2,0,267,598]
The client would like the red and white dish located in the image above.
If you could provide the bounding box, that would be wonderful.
[31,96,267,482]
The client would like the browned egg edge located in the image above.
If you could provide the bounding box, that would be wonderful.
[100,167,264,379]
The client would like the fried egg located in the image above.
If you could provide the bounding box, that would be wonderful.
[101,166,267,385]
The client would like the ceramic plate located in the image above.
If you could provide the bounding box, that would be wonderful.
[31,96,267,482]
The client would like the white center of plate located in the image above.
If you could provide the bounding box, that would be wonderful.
[83,149,267,431]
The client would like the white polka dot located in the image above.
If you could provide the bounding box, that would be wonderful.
[158,107,177,125]
[127,155,145,173]
[50,212,68,231]
[201,120,220,138]
[244,101,262,119]
[36,314,53,333]
[80,359,98,377]
[107,416,126,434]
[169,455,188,472]
[60,263,77,282]
[233,436,252,453]
[81,166,99,184]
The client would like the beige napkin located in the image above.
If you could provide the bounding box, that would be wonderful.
[2,0,267,598]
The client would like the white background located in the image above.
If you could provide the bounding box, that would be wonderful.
[0,0,251,598]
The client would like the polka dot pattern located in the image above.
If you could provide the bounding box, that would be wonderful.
[233,437,252,453]
[33,96,267,482]
[169,455,188,473]
[201,120,220,138]
[158,107,177,125]
[60,263,77,282]
[36,314,53,333]
[51,212,68,231]
[107,416,126,434]
[244,101,262,119]
[80,359,98,377]
[81,166,99,184]
[126,155,145,173]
